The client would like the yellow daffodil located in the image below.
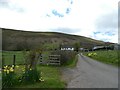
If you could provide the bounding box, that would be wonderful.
[39,79,44,82]
[93,53,97,56]
[88,53,92,56]
[39,77,44,82]
[16,65,19,68]
[40,79,44,82]
[4,66,8,69]
[10,68,14,72]
[12,65,14,67]
[7,70,9,74]
[4,69,7,72]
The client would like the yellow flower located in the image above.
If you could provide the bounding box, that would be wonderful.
[41,79,44,82]
[10,68,14,72]
[12,65,14,67]
[4,66,8,69]
[16,65,19,68]
[4,69,7,72]
[88,53,91,56]
[39,78,44,82]
[30,68,32,71]
[93,53,97,56]
[7,70,9,74]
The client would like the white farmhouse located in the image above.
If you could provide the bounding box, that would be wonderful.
[61,45,74,51]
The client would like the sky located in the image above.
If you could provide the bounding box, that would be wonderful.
[0,0,119,43]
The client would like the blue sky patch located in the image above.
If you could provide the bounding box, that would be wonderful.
[93,32,101,34]
[66,8,71,14]
[105,32,115,36]
[52,10,64,17]
[70,1,73,4]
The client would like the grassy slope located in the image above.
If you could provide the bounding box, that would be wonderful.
[83,50,119,66]
[2,28,105,51]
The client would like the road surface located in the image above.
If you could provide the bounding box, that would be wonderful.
[61,53,118,88]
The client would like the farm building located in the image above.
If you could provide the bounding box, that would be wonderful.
[114,43,120,50]
[92,45,113,51]
[92,46,105,51]
[60,45,74,51]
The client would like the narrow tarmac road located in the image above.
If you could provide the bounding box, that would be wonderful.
[61,53,118,88]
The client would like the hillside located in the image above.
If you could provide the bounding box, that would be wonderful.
[2,28,106,51]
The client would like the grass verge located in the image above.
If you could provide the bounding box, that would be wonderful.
[62,54,78,68]
[83,50,119,66]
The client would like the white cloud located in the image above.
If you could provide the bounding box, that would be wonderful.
[0,0,119,43]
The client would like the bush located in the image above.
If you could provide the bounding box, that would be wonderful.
[51,50,77,65]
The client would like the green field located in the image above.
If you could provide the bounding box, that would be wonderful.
[2,51,25,65]
[83,50,119,66]
[2,51,51,65]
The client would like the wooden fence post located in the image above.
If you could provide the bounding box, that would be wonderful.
[2,55,4,68]
[13,55,16,68]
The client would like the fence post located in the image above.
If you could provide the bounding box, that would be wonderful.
[13,55,16,68]
[2,55,4,68]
